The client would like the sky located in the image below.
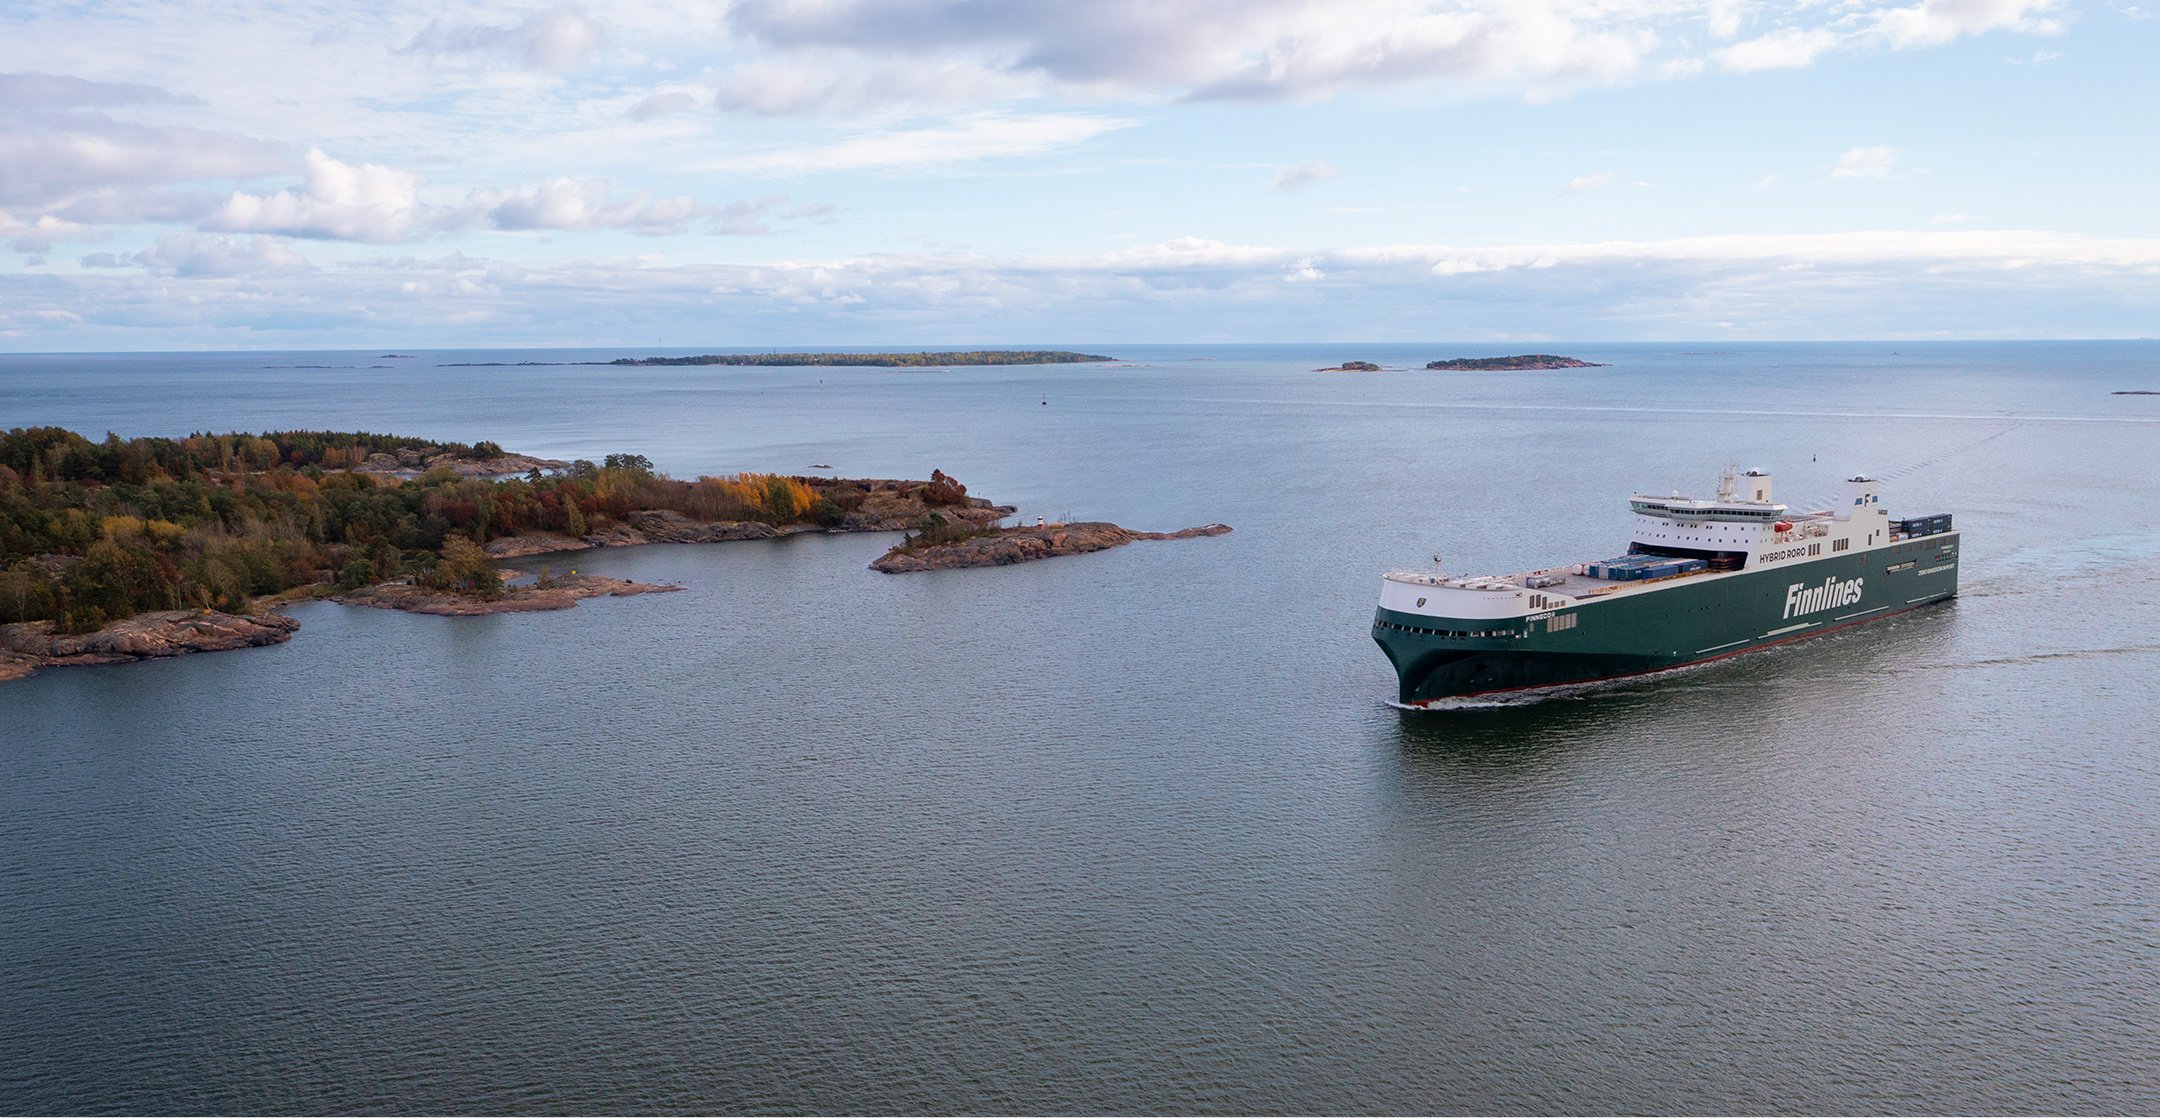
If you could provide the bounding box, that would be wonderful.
[2,0,2157,349]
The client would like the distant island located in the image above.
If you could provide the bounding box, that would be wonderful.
[1316,360,1382,372]
[1425,354,1608,370]
[2111,390,2159,395]
[0,429,1225,680]
[605,350,1115,367]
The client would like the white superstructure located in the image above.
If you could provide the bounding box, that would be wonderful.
[1378,466,1901,621]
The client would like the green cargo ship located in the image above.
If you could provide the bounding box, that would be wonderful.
[1373,468,1959,706]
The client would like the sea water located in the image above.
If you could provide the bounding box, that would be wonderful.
[2,342,2156,1112]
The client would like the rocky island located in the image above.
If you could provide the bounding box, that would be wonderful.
[1425,354,1608,370]
[872,520,1232,573]
[334,571,680,615]
[0,609,299,682]
[1316,360,1383,372]
[1,427,1217,680]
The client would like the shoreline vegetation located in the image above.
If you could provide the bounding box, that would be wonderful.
[871,521,1232,573]
[1314,355,1607,372]
[1425,354,1607,370]
[440,350,1116,368]
[0,427,1227,681]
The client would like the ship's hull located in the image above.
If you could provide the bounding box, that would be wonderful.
[1374,532,1959,705]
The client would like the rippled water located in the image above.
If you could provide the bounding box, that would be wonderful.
[3,343,2158,1112]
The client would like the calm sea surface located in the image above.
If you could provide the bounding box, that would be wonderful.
[2,342,2157,1113]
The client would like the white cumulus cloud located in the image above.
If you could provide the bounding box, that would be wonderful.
[210,149,429,242]
[1831,144,1901,178]
[128,231,311,277]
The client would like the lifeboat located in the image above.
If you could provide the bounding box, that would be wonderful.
[1773,520,1793,533]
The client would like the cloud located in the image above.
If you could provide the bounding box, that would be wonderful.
[712,1,2062,106]
[1714,28,1842,72]
[17,228,2160,347]
[1274,161,1338,192]
[2,211,91,253]
[1831,144,1900,178]
[630,91,701,120]
[0,112,284,210]
[209,149,429,242]
[709,57,1031,116]
[466,178,709,236]
[707,197,841,235]
[1711,0,2060,74]
[1873,0,2061,49]
[1707,0,1745,39]
[1563,170,1614,195]
[725,1,1657,102]
[733,112,1133,173]
[402,6,605,71]
[205,150,832,241]
[0,72,185,110]
[0,72,281,247]
[127,231,311,277]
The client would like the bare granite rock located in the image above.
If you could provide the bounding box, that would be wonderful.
[0,610,300,681]
[334,573,681,615]
[356,448,569,479]
[482,491,1015,559]
[871,522,1232,573]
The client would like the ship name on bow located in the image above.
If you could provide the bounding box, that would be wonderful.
[1784,575,1864,619]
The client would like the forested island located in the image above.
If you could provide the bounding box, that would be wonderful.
[606,350,1114,367]
[1425,354,1608,370]
[0,428,1007,680]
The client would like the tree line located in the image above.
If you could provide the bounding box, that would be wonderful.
[0,427,938,632]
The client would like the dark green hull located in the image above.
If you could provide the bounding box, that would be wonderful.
[1374,532,1959,704]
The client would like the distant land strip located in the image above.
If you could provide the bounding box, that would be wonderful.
[1426,354,1608,370]
[440,350,1115,368]
[607,350,1115,367]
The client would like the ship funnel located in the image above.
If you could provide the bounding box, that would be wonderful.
[1741,469,1773,503]
[1836,475,1880,521]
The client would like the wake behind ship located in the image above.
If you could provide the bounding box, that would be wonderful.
[1374,468,1959,706]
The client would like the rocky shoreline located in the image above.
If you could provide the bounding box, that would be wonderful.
[0,610,300,682]
[484,485,1014,560]
[0,458,1220,681]
[871,522,1232,573]
[335,572,680,615]
[354,446,569,479]
[1425,354,1608,370]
